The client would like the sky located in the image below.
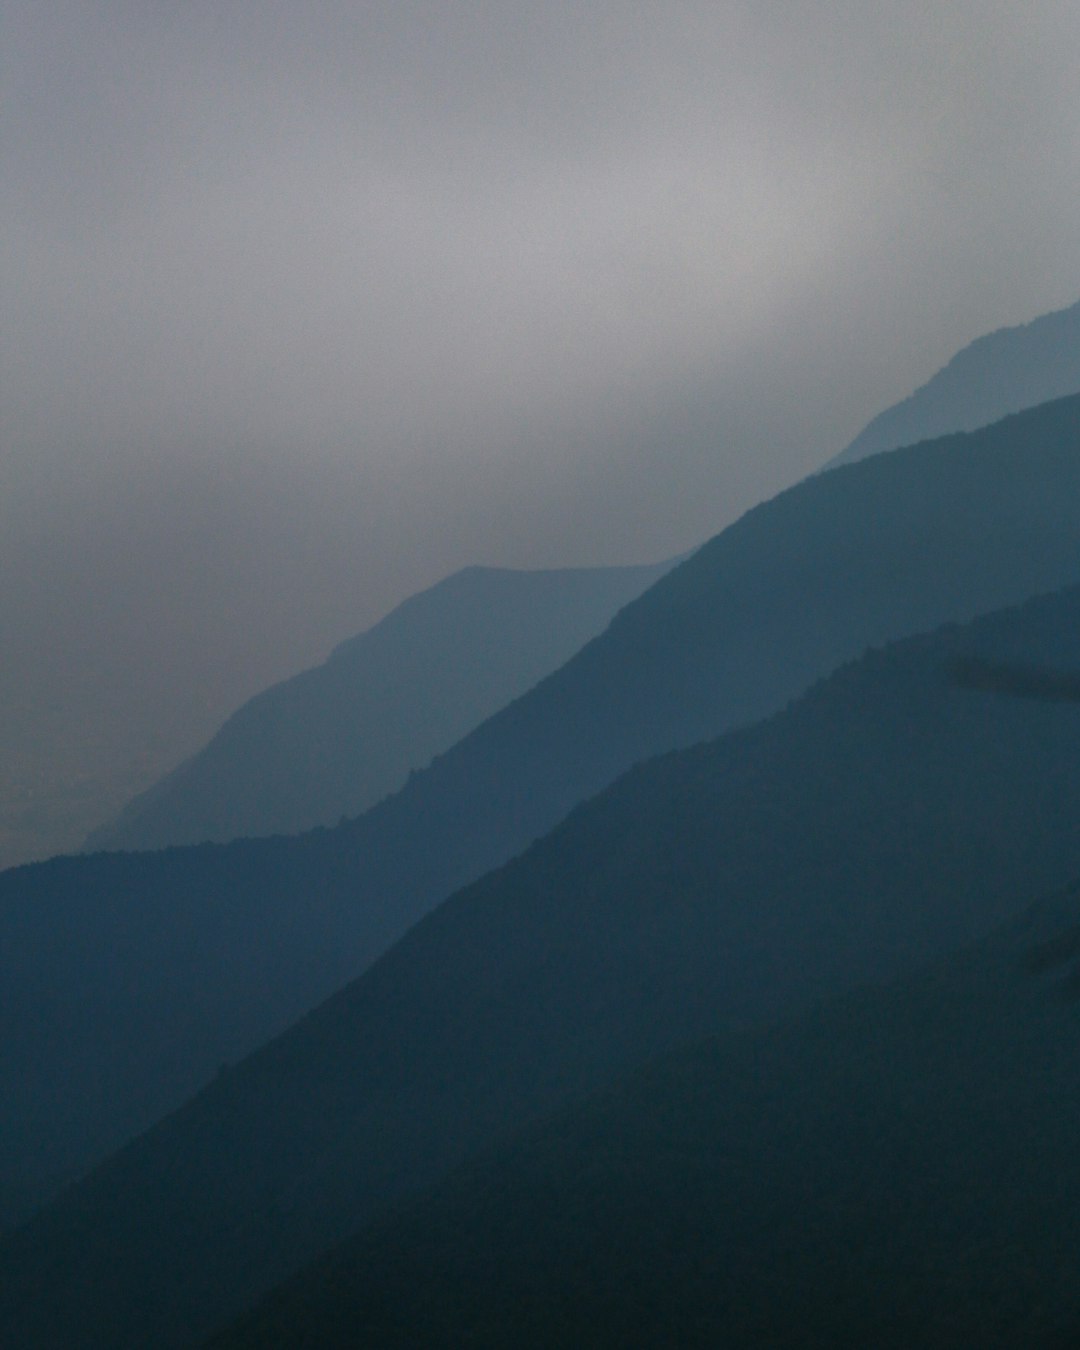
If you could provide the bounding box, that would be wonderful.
[2,1,1080,856]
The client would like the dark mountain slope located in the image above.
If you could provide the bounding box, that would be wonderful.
[86,561,673,853]
[6,585,1080,1348]
[214,885,1080,1350]
[2,395,1079,1228]
[828,297,1080,467]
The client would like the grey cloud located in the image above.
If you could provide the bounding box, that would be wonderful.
[7,2,1079,480]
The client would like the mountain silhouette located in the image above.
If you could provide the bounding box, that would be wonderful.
[828,297,1080,467]
[85,561,674,852]
[214,883,1080,1349]
[2,395,1078,1229]
[6,584,1080,1348]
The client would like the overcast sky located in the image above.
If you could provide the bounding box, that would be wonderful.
[3,2,1080,829]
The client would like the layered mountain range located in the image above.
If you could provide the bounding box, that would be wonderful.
[3,300,1079,1348]
[4,396,1079,1231]
[78,298,1080,866]
[5,582,1080,1346]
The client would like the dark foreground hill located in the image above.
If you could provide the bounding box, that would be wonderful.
[2,395,1079,1228]
[86,561,673,853]
[214,885,1080,1350]
[6,585,1080,1348]
[829,297,1080,467]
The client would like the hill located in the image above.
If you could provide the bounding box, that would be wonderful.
[85,561,673,852]
[2,395,1079,1228]
[5,584,1080,1347]
[828,298,1080,467]
[214,884,1080,1349]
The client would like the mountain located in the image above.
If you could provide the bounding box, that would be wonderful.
[6,583,1080,1348]
[2,395,1079,1228]
[828,297,1080,468]
[213,884,1080,1350]
[85,561,674,853]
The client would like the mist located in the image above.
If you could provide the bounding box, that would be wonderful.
[3,0,1080,863]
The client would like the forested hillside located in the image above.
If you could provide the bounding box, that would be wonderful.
[217,884,1080,1349]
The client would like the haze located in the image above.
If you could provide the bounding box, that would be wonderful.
[3,1,1079,865]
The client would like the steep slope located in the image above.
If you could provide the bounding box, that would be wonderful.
[86,561,674,852]
[2,395,1079,1228]
[828,297,1080,467]
[214,885,1080,1350]
[6,585,1080,1348]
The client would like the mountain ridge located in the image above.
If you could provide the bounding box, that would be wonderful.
[828,297,1080,467]
[86,560,675,852]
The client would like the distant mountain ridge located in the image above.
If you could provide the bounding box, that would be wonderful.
[828,297,1080,467]
[85,560,674,852]
[2,395,1079,1230]
[7,582,1080,1348]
